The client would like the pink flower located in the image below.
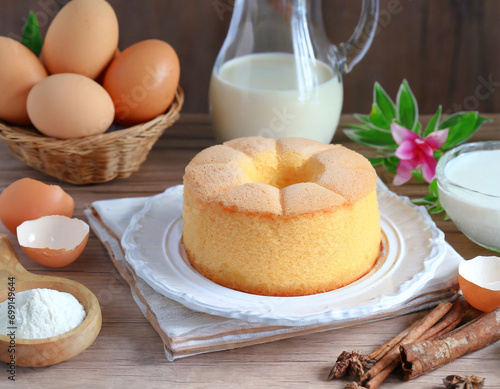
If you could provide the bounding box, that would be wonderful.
[391,123,449,185]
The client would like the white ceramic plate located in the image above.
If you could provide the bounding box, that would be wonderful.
[122,185,447,326]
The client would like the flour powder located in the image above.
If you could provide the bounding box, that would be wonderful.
[0,288,86,339]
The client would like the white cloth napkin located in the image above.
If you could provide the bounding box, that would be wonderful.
[85,182,462,361]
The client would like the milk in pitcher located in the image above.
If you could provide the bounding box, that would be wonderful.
[209,53,343,143]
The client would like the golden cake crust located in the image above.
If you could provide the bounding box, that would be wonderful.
[183,137,377,215]
[182,136,381,296]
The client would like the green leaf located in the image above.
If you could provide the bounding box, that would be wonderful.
[428,204,446,215]
[439,112,491,150]
[374,82,397,122]
[368,157,385,166]
[22,12,43,57]
[411,179,446,215]
[383,156,399,173]
[428,179,439,197]
[423,105,442,137]
[412,198,435,207]
[414,121,422,135]
[354,113,371,124]
[344,123,386,133]
[396,79,419,132]
[344,128,398,150]
[411,169,424,182]
[352,113,391,133]
[369,104,391,130]
[433,149,443,161]
[474,116,492,131]
[439,112,476,148]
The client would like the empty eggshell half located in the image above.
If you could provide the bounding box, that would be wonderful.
[458,256,500,313]
[17,215,89,268]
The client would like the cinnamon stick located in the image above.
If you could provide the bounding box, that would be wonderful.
[328,318,424,380]
[400,306,500,380]
[364,302,468,367]
[360,301,453,384]
[368,318,423,361]
[418,301,471,342]
[363,301,472,388]
[328,301,473,387]
[425,316,464,341]
[364,359,399,389]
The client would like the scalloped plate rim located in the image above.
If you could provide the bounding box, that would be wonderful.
[121,185,447,326]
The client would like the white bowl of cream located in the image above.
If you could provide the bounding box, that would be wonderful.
[436,141,500,252]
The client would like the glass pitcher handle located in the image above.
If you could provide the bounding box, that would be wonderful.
[339,0,379,74]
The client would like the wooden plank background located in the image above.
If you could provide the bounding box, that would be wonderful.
[1,0,499,114]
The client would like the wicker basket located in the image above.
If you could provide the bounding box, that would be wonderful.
[0,87,184,185]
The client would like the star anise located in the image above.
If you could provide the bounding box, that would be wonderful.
[443,375,485,389]
[327,351,377,380]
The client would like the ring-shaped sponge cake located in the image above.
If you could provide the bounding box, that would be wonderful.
[182,137,381,296]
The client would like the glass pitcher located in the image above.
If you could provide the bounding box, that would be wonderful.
[209,0,379,143]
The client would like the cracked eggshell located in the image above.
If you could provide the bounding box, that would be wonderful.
[0,178,74,235]
[458,256,500,313]
[17,216,89,268]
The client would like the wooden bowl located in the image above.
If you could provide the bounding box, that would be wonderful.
[0,235,101,367]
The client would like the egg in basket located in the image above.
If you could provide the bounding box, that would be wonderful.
[0,0,183,185]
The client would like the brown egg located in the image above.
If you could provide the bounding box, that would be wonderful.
[27,73,115,139]
[0,37,47,124]
[95,47,120,85]
[42,0,119,79]
[0,178,74,235]
[17,216,89,268]
[103,39,180,126]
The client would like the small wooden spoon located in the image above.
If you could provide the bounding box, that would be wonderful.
[0,234,101,367]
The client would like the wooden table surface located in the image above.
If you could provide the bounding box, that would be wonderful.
[1,114,499,388]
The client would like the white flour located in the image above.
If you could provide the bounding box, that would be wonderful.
[0,288,86,339]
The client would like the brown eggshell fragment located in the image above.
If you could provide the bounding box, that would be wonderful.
[17,216,89,268]
[458,256,500,313]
